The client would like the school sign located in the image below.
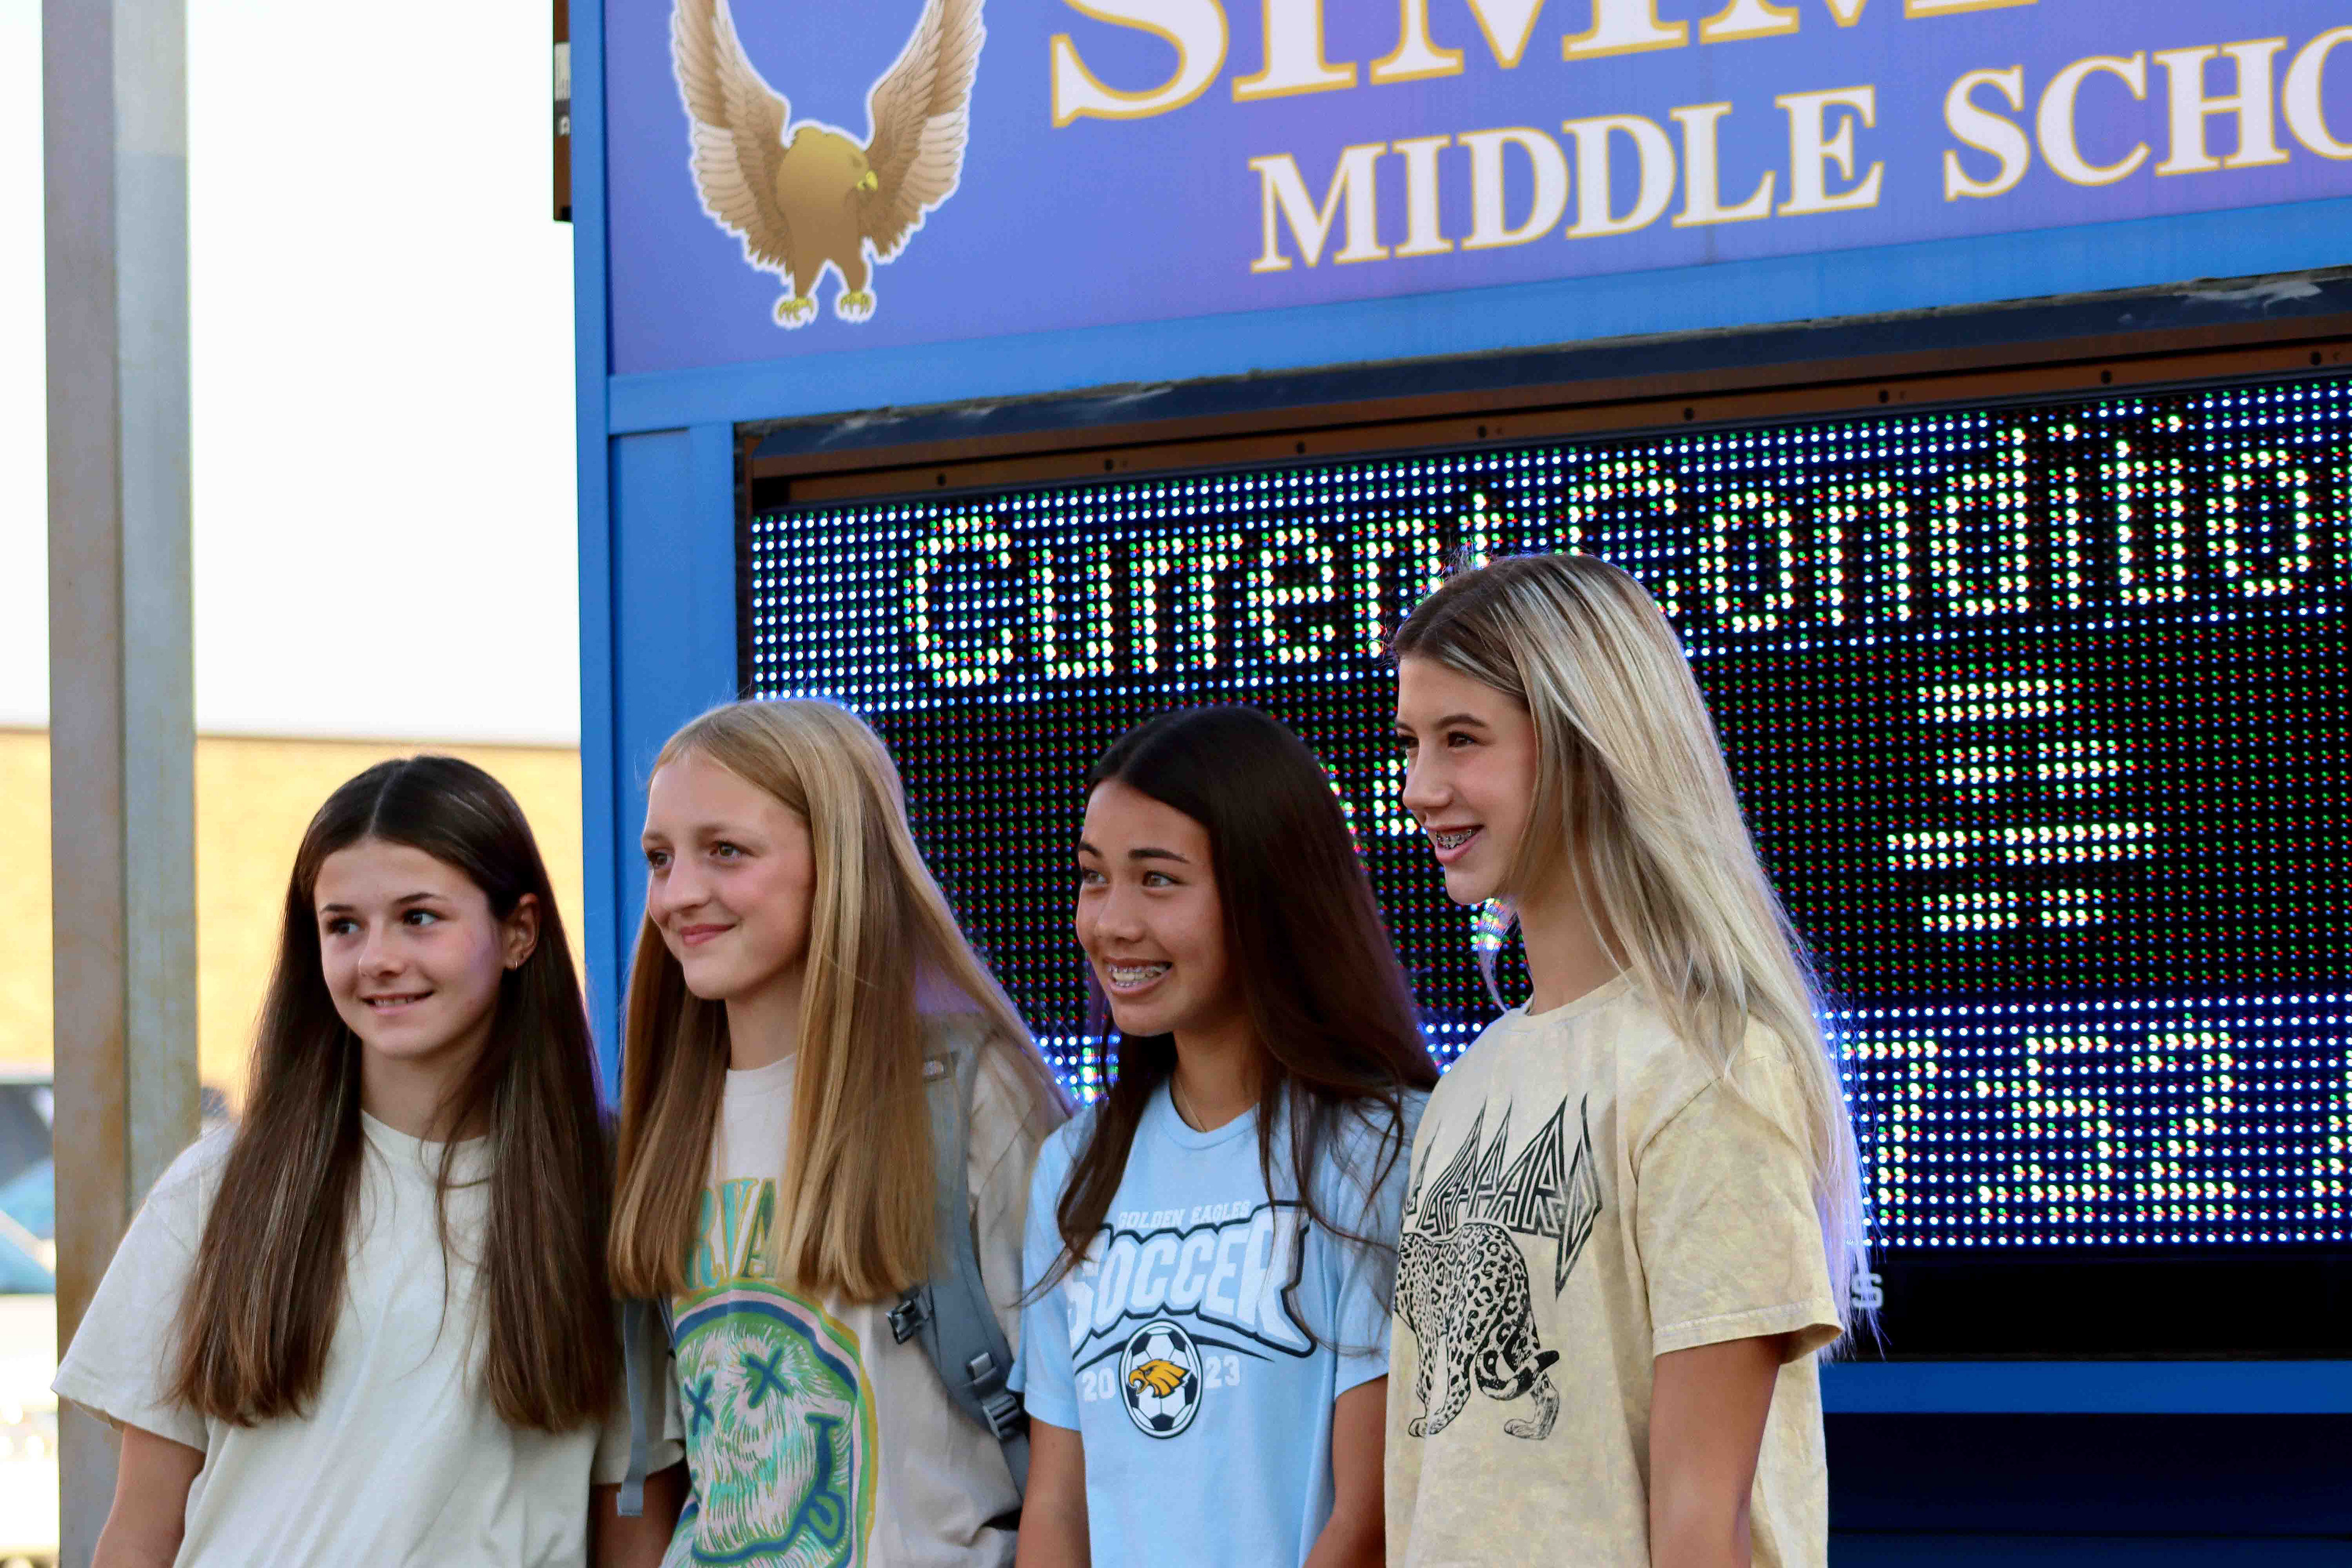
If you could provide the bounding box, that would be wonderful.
[604,0,2352,394]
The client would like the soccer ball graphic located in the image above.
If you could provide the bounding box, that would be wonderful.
[1119,1319,1203,1438]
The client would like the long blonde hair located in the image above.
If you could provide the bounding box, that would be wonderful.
[608,699,1068,1302]
[1393,553,1869,1337]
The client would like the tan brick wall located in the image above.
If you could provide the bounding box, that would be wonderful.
[0,735,52,1072]
[0,731,585,1102]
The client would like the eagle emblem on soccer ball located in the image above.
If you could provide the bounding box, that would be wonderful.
[671,0,983,327]
[1120,1320,1203,1438]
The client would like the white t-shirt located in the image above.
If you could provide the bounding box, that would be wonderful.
[1386,978,1842,1568]
[659,1015,1062,1568]
[54,1113,662,1568]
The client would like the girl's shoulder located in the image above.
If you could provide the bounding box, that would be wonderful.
[1307,1088,1427,1210]
[163,1122,238,1183]
[1717,1018,1825,1124]
[166,1122,236,1192]
[925,1010,1070,1162]
[1436,981,1710,1132]
[1438,976,1663,1081]
[1619,1012,1820,1161]
[129,1124,239,1245]
[1332,1085,1427,1150]
[919,1008,991,1068]
[1031,1097,1100,1183]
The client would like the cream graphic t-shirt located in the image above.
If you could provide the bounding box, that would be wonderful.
[1385,978,1842,1568]
[54,1114,661,1568]
[662,1016,1061,1568]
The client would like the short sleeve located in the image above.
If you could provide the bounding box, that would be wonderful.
[591,1304,685,1486]
[1008,1131,1081,1431]
[1633,1044,1841,1362]
[52,1138,219,1451]
[1318,1095,1423,1396]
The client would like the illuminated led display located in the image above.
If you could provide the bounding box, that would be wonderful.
[745,376,2349,1255]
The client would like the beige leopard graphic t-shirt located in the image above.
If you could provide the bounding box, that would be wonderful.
[1385,977,1842,1568]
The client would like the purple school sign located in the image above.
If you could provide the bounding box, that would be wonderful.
[604,0,2352,396]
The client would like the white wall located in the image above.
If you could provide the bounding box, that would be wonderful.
[0,0,583,746]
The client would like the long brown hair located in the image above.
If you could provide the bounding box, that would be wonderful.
[1042,707,1438,1316]
[172,756,618,1429]
[608,699,1069,1303]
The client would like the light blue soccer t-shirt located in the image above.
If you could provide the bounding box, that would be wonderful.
[1013,1083,1423,1567]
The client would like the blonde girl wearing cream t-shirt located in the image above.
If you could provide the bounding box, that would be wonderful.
[1385,554,1868,1568]
[609,699,1069,1567]
[56,757,678,1568]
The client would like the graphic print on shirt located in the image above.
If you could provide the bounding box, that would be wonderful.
[1118,1319,1204,1437]
[665,1177,880,1568]
[1058,1199,1313,1441]
[1395,1098,1601,1442]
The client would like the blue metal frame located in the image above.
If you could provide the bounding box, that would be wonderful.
[610,197,2352,436]
[574,0,2349,1424]
[576,0,741,1094]
[573,0,620,1090]
[1822,1361,2352,1415]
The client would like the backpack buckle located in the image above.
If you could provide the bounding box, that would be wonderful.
[980,1388,1026,1441]
[888,1289,931,1345]
[966,1353,1026,1440]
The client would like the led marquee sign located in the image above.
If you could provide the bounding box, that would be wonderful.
[745,373,2348,1269]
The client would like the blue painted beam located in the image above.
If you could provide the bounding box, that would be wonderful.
[572,0,620,1092]
[1831,1536,2352,1566]
[597,423,740,1064]
[577,2,740,1084]
[739,272,2352,467]
[1823,1361,2352,1415]
[609,198,2352,435]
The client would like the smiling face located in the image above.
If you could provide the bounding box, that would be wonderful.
[314,838,536,1087]
[641,751,817,1013]
[1074,780,1242,1047]
[1394,654,1544,907]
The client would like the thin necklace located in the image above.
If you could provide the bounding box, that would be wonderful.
[1169,1072,1199,1131]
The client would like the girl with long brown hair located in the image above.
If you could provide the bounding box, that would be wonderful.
[1013,706,1438,1568]
[607,698,1069,1567]
[55,756,677,1567]
[1385,553,1867,1568]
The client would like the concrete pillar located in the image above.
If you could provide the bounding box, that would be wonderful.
[43,0,199,1560]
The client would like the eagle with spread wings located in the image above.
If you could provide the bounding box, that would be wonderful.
[672,0,983,327]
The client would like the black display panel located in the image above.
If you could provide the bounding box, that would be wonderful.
[745,373,2351,1354]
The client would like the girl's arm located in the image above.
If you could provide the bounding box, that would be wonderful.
[1014,1418,1090,1568]
[590,1463,688,1568]
[1647,1335,1786,1568]
[1302,1375,1387,1568]
[91,1423,203,1568]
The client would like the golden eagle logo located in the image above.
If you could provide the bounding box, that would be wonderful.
[671,0,983,327]
[1127,1358,1191,1399]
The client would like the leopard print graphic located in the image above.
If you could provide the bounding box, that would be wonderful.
[1397,1223,1560,1440]
[1396,1094,1599,1441]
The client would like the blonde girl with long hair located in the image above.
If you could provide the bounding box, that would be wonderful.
[1383,554,1867,1568]
[609,699,1069,1567]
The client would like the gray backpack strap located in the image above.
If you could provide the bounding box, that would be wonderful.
[888,1039,1029,1494]
[618,1293,682,1518]
[617,1296,660,1517]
